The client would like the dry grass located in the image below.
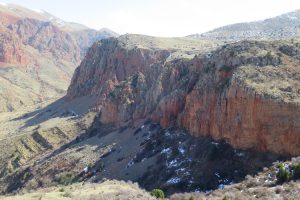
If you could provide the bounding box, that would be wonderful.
[0,180,156,200]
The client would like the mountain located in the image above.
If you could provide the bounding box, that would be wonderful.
[67,34,300,155]
[189,9,300,41]
[0,33,298,198]
[0,2,117,112]
[0,7,299,200]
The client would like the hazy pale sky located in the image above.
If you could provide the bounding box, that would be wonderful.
[2,0,300,37]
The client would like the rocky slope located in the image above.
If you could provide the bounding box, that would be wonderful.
[170,157,300,200]
[0,3,117,112]
[189,9,300,41]
[67,35,300,156]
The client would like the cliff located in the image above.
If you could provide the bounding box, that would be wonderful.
[67,35,300,155]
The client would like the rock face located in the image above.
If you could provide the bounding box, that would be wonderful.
[67,35,300,155]
[8,18,81,63]
[0,26,29,65]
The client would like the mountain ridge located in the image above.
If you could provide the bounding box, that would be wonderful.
[0,3,118,112]
[188,9,300,41]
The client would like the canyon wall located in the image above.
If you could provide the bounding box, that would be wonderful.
[67,36,300,155]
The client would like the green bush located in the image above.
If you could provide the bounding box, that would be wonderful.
[265,51,273,59]
[150,189,165,199]
[189,196,196,200]
[223,196,230,200]
[276,163,291,183]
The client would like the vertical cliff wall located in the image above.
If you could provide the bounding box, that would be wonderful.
[67,36,300,155]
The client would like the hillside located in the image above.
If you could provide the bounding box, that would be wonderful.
[0,3,117,112]
[189,9,300,41]
[2,158,300,200]
[0,5,299,200]
[0,180,155,200]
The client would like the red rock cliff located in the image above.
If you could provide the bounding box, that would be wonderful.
[67,36,300,155]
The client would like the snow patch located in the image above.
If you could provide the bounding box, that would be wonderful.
[161,147,172,158]
[164,131,171,137]
[211,141,219,146]
[234,150,245,157]
[126,159,134,168]
[178,146,185,154]
[166,177,181,184]
[161,147,171,154]
[32,9,44,13]
[55,19,65,27]
[167,159,179,168]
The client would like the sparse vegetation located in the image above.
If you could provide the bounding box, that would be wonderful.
[265,51,273,59]
[150,189,165,199]
[189,196,196,200]
[54,172,78,186]
[276,163,291,183]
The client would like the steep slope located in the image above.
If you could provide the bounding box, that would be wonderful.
[67,35,300,155]
[189,9,300,41]
[0,3,117,112]
[3,158,300,200]
[170,157,300,200]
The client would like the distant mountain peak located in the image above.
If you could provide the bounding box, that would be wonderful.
[188,9,300,41]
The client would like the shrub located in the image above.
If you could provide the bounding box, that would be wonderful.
[150,189,165,199]
[55,172,77,186]
[265,51,273,59]
[189,196,196,200]
[292,163,300,179]
[59,188,65,192]
[276,163,291,183]
[223,196,230,200]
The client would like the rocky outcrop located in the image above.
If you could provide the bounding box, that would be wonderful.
[67,36,300,155]
[0,23,30,65]
[8,18,81,63]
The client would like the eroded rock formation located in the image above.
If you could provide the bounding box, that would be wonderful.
[67,35,300,155]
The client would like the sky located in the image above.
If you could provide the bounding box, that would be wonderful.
[2,0,300,37]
